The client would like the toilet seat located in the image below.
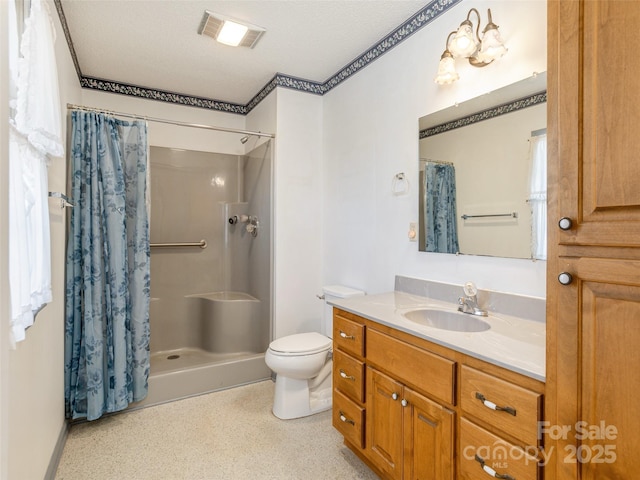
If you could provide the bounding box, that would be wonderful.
[269,332,331,356]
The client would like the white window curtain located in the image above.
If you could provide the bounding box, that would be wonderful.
[528,134,547,261]
[8,0,63,345]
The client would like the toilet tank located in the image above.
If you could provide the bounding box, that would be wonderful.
[322,285,365,338]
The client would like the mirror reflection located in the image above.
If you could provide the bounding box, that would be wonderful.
[418,73,547,260]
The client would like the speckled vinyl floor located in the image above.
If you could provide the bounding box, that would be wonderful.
[55,380,379,480]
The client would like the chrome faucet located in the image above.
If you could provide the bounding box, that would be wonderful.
[458,282,488,317]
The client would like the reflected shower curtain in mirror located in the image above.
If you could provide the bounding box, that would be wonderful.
[65,111,150,421]
[424,162,459,254]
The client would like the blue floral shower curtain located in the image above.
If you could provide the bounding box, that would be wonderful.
[64,111,151,421]
[424,162,459,254]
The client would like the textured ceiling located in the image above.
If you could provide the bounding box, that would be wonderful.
[59,0,431,106]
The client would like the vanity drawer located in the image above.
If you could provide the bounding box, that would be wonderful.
[366,328,455,405]
[333,313,365,358]
[459,418,540,480]
[333,349,365,403]
[461,365,542,447]
[333,389,365,449]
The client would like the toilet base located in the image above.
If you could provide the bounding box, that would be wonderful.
[272,374,332,420]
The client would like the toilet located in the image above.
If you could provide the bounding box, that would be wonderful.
[265,285,365,420]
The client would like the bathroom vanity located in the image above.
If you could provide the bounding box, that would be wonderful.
[330,281,545,480]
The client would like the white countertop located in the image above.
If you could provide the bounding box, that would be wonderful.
[329,291,545,382]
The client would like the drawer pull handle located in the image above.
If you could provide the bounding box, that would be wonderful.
[475,454,516,480]
[475,392,516,416]
[339,331,355,340]
[418,414,437,427]
[339,369,355,381]
[339,411,355,425]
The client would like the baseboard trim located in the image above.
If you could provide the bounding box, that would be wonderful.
[44,421,69,480]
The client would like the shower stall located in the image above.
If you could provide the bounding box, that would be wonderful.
[137,140,272,407]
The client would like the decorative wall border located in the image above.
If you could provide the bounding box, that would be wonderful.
[80,77,247,114]
[53,0,460,115]
[419,92,548,139]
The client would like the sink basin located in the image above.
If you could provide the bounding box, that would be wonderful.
[402,308,491,332]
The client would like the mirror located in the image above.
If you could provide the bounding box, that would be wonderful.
[418,73,547,259]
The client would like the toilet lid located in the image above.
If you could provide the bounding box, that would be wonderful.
[269,332,332,355]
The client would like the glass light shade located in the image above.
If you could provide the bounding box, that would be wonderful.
[216,20,249,46]
[478,26,507,62]
[448,24,477,58]
[434,54,459,85]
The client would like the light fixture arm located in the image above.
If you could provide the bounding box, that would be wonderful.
[464,8,483,46]
[483,8,498,34]
[445,31,456,52]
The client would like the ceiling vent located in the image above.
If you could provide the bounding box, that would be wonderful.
[198,11,265,49]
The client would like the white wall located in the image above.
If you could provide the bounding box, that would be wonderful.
[272,89,325,338]
[323,0,547,298]
[5,2,82,479]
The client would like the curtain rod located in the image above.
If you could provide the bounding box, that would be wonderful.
[66,103,275,139]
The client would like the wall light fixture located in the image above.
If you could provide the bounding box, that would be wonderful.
[434,8,507,85]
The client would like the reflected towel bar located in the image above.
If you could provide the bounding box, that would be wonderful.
[461,212,517,220]
[48,191,74,208]
[150,240,207,249]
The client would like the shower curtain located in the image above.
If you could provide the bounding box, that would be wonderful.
[424,162,459,254]
[64,111,151,421]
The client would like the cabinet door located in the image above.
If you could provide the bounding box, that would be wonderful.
[553,0,640,247]
[367,367,404,480]
[549,1,640,479]
[553,257,640,479]
[403,388,454,480]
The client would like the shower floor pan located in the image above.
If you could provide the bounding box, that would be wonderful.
[132,348,270,409]
[151,347,256,374]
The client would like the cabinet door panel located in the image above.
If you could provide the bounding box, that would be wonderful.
[333,389,365,450]
[557,0,640,247]
[555,257,640,479]
[366,328,455,405]
[333,349,365,403]
[459,418,539,480]
[403,388,454,480]
[367,367,403,480]
[333,312,365,358]
[460,366,542,447]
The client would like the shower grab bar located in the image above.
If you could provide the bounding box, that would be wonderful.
[150,240,207,249]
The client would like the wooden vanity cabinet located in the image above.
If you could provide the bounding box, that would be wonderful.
[331,308,545,480]
[367,367,455,480]
[365,328,456,480]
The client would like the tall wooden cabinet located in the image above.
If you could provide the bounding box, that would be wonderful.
[546,1,640,478]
